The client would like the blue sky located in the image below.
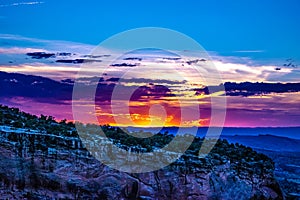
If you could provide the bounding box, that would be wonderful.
[0,0,300,62]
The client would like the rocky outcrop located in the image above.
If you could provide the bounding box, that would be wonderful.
[0,105,283,199]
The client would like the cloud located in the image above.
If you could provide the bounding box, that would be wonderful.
[27,52,55,59]
[268,69,300,82]
[110,63,139,67]
[0,47,47,54]
[224,92,300,127]
[1,34,299,127]
[233,50,265,53]
[212,60,292,83]
[1,71,300,127]
[0,1,44,8]
[0,97,73,121]
[0,34,95,54]
[0,71,73,104]
[0,34,297,85]
[193,82,300,97]
[0,64,80,80]
[56,59,103,64]
[123,57,142,61]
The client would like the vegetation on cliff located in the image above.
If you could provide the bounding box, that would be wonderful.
[0,105,283,199]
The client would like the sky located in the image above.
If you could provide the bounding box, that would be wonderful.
[0,0,299,127]
[1,0,300,61]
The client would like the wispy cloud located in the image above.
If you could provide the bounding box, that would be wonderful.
[0,1,44,8]
[0,34,95,54]
[0,47,46,54]
[0,64,80,80]
[0,34,295,83]
[233,50,265,53]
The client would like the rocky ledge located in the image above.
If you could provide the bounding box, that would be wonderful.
[0,105,283,199]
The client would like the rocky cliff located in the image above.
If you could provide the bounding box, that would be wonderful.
[0,105,283,199]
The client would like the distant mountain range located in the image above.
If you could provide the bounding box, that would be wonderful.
[222,134,300,152]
